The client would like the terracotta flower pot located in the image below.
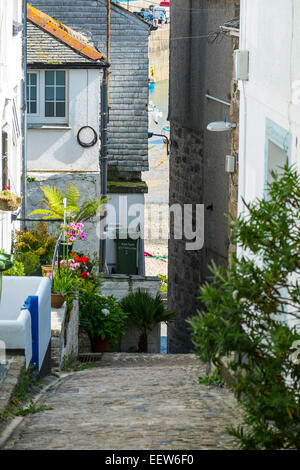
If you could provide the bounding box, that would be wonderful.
[51,293,65,308]
[91,337,109,353]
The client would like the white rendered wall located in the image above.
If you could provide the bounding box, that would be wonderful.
[238,0,300,210]
[27,68,101,171]
[239,1,300,333]
[0,0,23,252]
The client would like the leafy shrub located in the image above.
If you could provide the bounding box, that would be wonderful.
[13,222,57,274]
[3,259,25,276]
[79,293,128,344]
[188,165,300,450]
[158,274,168,293]
[120,290,177,352]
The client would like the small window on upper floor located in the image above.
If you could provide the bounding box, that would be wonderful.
[27,70,68,126]
[45,71,66,118]
[27,72,38,114]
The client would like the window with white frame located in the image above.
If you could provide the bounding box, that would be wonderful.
[27,72,38,114]
[45,71,66,118]
[26,70,68,125]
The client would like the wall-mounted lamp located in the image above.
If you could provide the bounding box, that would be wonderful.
[207,121,236,132]
[148,131,170,155]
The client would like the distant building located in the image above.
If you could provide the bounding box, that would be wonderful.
[26,4,108,257]
[28,0,151,272]
[30,0,151,181]
[167,0,240,352]
[0,0,24,252]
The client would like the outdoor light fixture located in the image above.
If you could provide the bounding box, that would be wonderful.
[206,121,236,132]
[148,131,170,155]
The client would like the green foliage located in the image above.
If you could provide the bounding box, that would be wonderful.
[52,271,77,296]
[79,292,128,344]
[3,259,25,276]
[158,274,168,293]
[28,183,108,223]
[27,175,37,183]
[0,365,41,424]
[13,222,57,275]
[120,290,177,352]
[199,369,224,388]
[16,400,53,416]
[188,164,300,450]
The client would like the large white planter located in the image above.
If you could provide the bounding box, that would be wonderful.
[0,277,51,371]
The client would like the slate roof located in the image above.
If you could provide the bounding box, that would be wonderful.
[27,4,107,67]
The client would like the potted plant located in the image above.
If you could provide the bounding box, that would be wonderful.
[79,292,128,352]
[51,272,75,308]
[0,186,22,212]
[120,290,177,352]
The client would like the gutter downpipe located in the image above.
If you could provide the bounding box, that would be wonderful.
[21,0,27,229]
[100,67,109,273]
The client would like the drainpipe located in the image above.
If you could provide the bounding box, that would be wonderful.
[21,0,27,229]
[100,67,108,273]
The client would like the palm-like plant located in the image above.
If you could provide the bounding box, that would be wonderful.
[28,183,107,223]
[120,290,177,352]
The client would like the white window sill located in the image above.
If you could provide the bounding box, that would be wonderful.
[28,124,71,130]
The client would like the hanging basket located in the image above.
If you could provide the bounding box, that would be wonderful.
[0,192,22,212]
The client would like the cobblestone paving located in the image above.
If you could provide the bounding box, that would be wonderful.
[3,354,242,450]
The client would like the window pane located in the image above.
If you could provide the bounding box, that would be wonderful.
[30,74,37,85]
[56,71,65,86]
[45,86,54,100]
[45,101,54,117]
[30,102,37,114]
[45,71,54,85]
[30,86,36,100]
[56,87,65,100]
[56,102,65,117]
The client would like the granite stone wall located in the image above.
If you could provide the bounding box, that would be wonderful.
[167,123,204,353]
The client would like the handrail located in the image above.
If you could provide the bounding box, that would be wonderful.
[51,232,63,288]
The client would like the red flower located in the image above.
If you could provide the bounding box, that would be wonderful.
[74,256,82,262]
[81,257,88,265]
[81,272,88,279]
[71,253,76,258]
[4,186,10,191]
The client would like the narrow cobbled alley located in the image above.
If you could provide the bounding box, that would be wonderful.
[3,354,241,450]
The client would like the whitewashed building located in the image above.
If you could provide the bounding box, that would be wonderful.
[0,0,24,252]
[238,0,300,209]
[238,0,300,333]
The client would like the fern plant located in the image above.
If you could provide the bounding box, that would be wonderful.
[28,183,107,223]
